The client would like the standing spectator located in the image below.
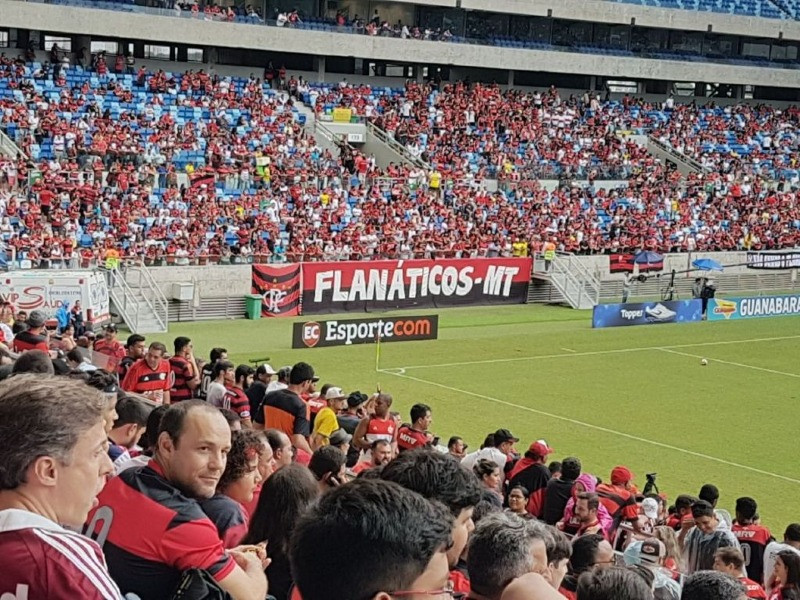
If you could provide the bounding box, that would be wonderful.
[448,436,468,460]
[266,365,290,393]
[199,347,227,400]
[117,334,146,381]
[683,500,740,573]
[337,391,368,466]
[544,456,581,525]
[311,386,346,449]
[290,479,453,600]
[461,429,519,472]
[120,341,174,405]
[397,403,435,452]
[765,525,800,596]
[681,571,746,600]
[467,512,551,600]
[245,363,276,417]
[12,310,49,353]
[226,365,254,428]
[93,324,126,366]
[243,464,319,600]
[0,375,119,599]
[473,458,504,505]
[713,547,767,599]
[200,429,264,548]
[353,392,398,458]
[253,362,315,456]
[85,401,268,600]
[732,497,773,585]
[206,359,235,407]
[507,440,554,518]
[700,483,733,527]
[169,336,201,402]
[667,494,697,531]
[596,466,640,534]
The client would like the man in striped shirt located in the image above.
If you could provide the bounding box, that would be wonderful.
[0,375,121,599]
[169,336,201,402]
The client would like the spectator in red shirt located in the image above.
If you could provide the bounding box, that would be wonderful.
[11,310,50,354]
[507,440,554,519]
[596,466,640,534]
[714,547,767,599]
[226,365,254,428]
[397,402,434,452]
[169,336,201,402]
[121,341,174,405]
[93,323,126,367]
[0,375,118,599]
[350,439,392,475]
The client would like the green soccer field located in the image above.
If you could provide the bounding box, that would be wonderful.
[167,305,800,529]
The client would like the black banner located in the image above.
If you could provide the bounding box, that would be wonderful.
[746,252,800,270]
[292,315,439,349]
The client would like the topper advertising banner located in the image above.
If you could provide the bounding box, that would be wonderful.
[292,315,439,348]
[300,258,532,314]
[708,295,800,321]
[592,300,703,328]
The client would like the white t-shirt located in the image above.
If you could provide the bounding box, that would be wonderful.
[206,381,227,407]
[460,447,506,472]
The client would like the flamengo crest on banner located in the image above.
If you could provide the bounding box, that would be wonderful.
[251,265,301,317]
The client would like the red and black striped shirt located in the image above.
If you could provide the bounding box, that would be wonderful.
[168,356,195,402]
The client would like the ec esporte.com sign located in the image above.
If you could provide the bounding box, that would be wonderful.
[292,315,439,349]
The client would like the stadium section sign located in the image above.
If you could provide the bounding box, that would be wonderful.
[301,258,532,314]
[292,315,439,348]
[746,252,800,270]
[592,300,703,328]
[708,295,800,321]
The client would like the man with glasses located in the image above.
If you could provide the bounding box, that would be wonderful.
[558,534,616,600]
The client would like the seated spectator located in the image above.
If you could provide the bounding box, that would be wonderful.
[507,484,533,519]
[576,566,654,600]
[12,311,48,353]
[0,375,118,598]
[680,571,746,600]
[770,550,800,600]
[560,533,616,599]
[574,493,606,538]
[596,466,640,535]
[713,547,767,600]
[120,342,173,405]
[623,539,682,600]
[473,458,504,506]
[507,439,554,518]
[200,429,265,548]
[11,349,55,376]
[243,464,319,600]
[289,479,453,600]
[543,527,572,590]
[308,445,347,493]
[351,438,392,475]
[107,395,152,472]
[765,525,800,596]
[115,404,168,473]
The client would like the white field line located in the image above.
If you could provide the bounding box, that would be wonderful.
[560,347,577,353]
[384,334,800,371]
[657,347,800,380]
[379,367,800,485]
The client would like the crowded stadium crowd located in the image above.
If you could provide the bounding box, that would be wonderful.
[0,312,799,600]
[0,52,799,265]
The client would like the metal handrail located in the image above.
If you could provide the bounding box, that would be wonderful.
[0,127,27,160]
[366,122,429,169]
[106,267,141,333]
[123,259,168,332]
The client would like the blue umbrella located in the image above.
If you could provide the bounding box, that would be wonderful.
[633,251,664,265]
[692,258,724,271]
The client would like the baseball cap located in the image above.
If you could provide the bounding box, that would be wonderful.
[623,539,665,566]
[104,323,118,333]
[347,391,368,408]
[329,429,352,446]
[325,387,346,401]
[641,497,659,520]
[611,466,634,485]
[26,310,46,328]
[528,439,554,457]
[256,363,277,376]
[493,428,519,444]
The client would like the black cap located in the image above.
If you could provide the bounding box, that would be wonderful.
[493,428,519,444]
[329,429,352,446]
[104,323,118,333]
[347,391,368,408]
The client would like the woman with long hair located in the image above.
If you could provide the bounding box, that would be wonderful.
[653,525,683,573]
[771,550,800,600]
[242,464,320,600]
[200,429,264,548]
[473,458,503,505]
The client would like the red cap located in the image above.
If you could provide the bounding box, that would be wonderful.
[611,466,634,485]
[528,440,553,457]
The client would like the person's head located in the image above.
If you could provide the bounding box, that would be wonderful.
[26,310,46,331]
[308,445,346,490]
[138,404,168,456]
[265,428,293,468]
[217,429,264,505]
[549,461,562,479]
[324,386,347,410]
[577,567,654,600]
[277,365,291,383]
[84,370,120,435]
[561,457,582,482]
[691,499,719,534]
[213,359,235,384]
[145,342,167,370]
[784,524,800,549]
[570,533,615,575]
[126,334,146,358]
[713,547,746,577]
[492,429,518,456]
[735,496,758,525]
[575,492,599,525]
[680,571,746,600]
[467,512,550,599]
[381,450,482,568]
[234,364,254,389]
[103,323,118,340]
[775,550,800,589]
[653,526,683,570]
[699,483,720,507]
[244,463,319,552]
[372,392,393,418]
[675,494,697,516]
[289,361,317,394]
[290,479,453,600]
[0,375,113,527]
[254,363,276,384]
[219,408,241,431]
[610,466,634,489]
[11,350,55,376]
[209,347,227,363]
[371,439,392,467]
[447,436,466,457]
[410,403,432,430]
[473,459,501,492]
[544,526,572,590]
[507,484,530,514]
[526,440,554,463]
[155,401,231,499]
[110,396,153,449]
[173,336,192,357]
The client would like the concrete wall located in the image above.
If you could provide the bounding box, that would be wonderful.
[4,1,800,88]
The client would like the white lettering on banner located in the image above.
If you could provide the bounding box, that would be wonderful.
[741,296,800,317]
[262,288,287,313]
[0,585,29,600]
[312,263,517,303]
[621,309,644,320]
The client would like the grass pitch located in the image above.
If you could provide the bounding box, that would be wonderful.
[167,305,800,529]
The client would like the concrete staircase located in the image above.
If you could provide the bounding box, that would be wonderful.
[107,261,168,333]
